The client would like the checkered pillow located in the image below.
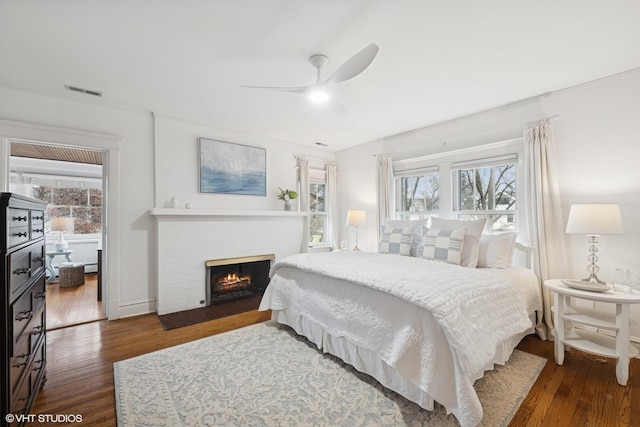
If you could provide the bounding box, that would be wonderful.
[378,226,413,256]
[421,228,467,265]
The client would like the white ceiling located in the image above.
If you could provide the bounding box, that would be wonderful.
[1,1,639,152]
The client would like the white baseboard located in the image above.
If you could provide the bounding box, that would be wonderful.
[111,299,156,319]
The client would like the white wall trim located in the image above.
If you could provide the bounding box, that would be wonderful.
[0,118,121,150]
[115,299,156,319]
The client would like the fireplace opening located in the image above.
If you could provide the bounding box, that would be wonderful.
[205,254,274,306]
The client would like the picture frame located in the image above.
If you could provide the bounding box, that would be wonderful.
[198,138,266,196]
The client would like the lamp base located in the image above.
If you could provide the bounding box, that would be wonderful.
[54,241,69,251]
[580,273,606,286]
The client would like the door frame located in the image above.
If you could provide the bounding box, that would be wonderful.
[0,119,121,319]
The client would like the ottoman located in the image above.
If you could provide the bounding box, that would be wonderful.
[59,263,85,287]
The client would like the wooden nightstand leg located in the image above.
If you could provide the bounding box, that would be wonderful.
[615,303,630,386]
[554,293,566,365]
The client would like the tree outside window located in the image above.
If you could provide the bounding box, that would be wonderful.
[32,186,102,234]
[309,182,327,245]
[396,173,439,219]
[456,164,516,232]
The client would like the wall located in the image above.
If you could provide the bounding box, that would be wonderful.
[152,115,333,314]
[0,88,334,318]
[336,99,545,251]
[0,86,155,318]
[153,115,332,210]
[336,69,640,340]
[541,71,640,338]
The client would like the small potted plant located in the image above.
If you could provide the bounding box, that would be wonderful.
[277,187,298,211]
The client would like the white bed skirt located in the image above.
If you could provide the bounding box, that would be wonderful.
[270,308,530,424]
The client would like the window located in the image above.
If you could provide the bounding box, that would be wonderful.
[309,182,327,245]
[33,186,103,234]
[10,172,103,236]
[395,172,439,219]
[393,142,523,235]
[453,157,517,233]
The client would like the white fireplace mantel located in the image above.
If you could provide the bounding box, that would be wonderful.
[149,208,309,217]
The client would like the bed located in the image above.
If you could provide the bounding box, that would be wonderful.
[258,222,542,427]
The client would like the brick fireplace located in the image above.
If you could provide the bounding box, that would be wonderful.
[205,254,274,306]
[151,208,306,315]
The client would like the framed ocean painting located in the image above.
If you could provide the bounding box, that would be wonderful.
[199,138,266,196]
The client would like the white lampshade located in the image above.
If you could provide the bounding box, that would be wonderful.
[566,204,624,235]
[346,210,367,226]
[51,217,75,233]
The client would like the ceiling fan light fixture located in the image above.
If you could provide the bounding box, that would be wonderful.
[308,88,329,103]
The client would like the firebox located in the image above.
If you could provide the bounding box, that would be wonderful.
[205,254,274,306]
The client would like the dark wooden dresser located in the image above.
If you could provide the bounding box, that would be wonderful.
[1,193,47,426]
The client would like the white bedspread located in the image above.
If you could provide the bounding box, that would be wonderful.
[266,251,531,380]
[260,251,534,426]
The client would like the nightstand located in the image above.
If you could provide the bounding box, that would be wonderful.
[544,279,640,386]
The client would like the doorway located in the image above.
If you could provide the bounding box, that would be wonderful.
[9,141,106,329]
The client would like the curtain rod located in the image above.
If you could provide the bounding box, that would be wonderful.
[373,115,560,157]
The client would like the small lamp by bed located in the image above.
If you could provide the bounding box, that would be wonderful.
[346,210,366,251]
[566,203,623,285]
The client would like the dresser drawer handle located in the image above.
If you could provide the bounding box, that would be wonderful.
[13,232,28,238]
[33,215,44,220]
[33,256,44,263]
[33,228,44,233]
[32,325,44,336]
[34,291,46,299]
[13,215,28,222]
[12,353,30,368]
[18,393,32,402]
[16,310,33,322]
[13,267,31,276]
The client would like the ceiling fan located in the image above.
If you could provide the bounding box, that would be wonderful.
[242,43,379,111]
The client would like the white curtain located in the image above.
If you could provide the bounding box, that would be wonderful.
[376,154,394,240]
[296,156,310,253]
[524,119,568,340]
[325,164,339,249]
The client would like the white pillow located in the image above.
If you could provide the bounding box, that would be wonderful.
[429,217,486,268]
[477,232,518,268]
[421,228,467,265]
[384,218,429,257]
[379,226,414,256]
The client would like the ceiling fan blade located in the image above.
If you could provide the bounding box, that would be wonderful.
[328,99,349,115]
[327,43,379,83]
[240,85,309,94]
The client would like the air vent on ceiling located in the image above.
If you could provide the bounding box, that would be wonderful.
[315,142,328,147]
[64,84,103,97]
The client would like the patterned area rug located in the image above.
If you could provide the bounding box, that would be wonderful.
[113,322,545,426]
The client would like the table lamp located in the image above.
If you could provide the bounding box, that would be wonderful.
[346,210,366,251]
[566,204,623,285]
[51,217,75,251]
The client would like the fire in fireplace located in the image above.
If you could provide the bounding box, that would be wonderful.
[205,254,274,306]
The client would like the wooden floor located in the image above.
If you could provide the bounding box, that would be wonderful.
[46,273,105,330]
[28,312,639,427]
